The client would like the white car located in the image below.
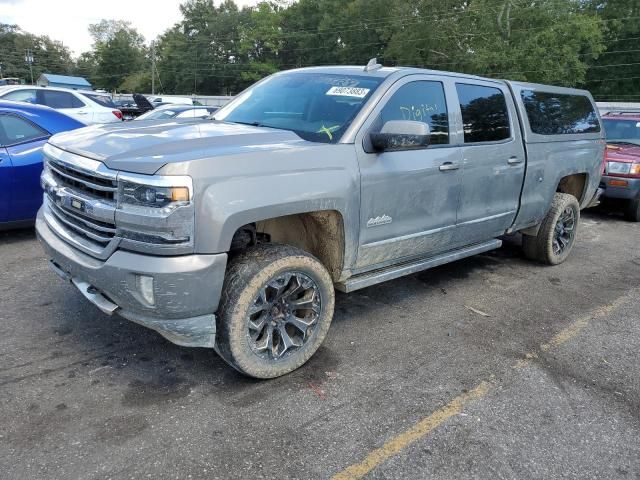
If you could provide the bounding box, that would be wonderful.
[0,86,122,124]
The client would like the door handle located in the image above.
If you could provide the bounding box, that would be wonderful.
[77,111,89,115]
[507,156,523,165]
[439,162,460,172]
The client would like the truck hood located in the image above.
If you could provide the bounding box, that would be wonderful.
[49,119,309,175]
[605,143,640,164]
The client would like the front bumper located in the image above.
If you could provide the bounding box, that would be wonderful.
[601,175,640,200]
[36,209,227,348]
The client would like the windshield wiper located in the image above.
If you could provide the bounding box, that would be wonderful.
[608,140,640,146]
[229,120,267,127]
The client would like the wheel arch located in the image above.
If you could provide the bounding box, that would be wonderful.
[229,210,347,282]
[556,172,589,204]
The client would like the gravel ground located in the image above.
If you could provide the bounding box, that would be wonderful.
[0,208,638,480]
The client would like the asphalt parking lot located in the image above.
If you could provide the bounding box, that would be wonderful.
[1,208,639,480]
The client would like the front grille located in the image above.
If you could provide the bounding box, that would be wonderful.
[47,158,118,200]
[47,199,115,246]
[43,153,119,258]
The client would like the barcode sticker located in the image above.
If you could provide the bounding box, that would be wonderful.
[326,86,370,98]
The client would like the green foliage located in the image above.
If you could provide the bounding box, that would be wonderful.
[3,0,639,100]
[584,0,640,101]
[0,23,74,84]
[89,20,148,91]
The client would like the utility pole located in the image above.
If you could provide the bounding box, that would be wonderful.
[151,41,155,95]
[0,62,3,79]
[24,49,34,85]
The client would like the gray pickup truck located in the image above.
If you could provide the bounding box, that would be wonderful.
[37,62,604,378]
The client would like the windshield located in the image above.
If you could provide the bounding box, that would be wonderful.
[214,72,384,143]
[603,118,640,146]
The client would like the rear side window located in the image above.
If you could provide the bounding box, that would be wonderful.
[82,93,116,108]
[380,81,449,145]
[2,89,37,103]
[0,114,48,146]
[40,90,85,109]
[456,84,511,143]
[521,90,600,135]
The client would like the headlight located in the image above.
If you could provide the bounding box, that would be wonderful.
[115,173,195,253]
[118,177,192,209]
[607,161,631,175]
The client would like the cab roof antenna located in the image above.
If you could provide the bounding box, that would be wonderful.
[364,58,382,72]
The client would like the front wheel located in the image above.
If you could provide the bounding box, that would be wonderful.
[215,244,335,379]
[625,197,640,222]
[522,192,580,265]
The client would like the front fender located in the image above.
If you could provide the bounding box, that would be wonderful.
[180,145,361,272]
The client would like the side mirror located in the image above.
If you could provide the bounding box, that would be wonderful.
[370,120,431,152]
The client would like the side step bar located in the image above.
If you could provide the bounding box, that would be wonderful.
[336,239,502,293]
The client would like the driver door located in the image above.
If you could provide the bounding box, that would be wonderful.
[354,76,464,272]
[0,147,10,222]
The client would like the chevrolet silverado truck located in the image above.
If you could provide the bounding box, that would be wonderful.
[600,112,640,221]
[36,62,604,378]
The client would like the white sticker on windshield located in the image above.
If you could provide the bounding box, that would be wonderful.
[636,122,640,128]
[326,86,370,98]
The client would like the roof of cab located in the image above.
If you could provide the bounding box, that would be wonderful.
[279,65,508,84]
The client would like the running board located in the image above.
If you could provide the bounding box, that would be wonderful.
[336,239,502,293]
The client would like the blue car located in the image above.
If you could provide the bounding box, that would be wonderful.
[0,100,84,228]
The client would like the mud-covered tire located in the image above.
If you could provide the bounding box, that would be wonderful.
[624,198,640,222]
[215,244,335,379]
[522,193,580,265]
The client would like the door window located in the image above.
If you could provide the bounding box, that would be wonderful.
[0,114,48,146]
[379,81,449,145]
[39,90,85,109]
[2,89,37,104]
[456,84,511,143]
[520,90,600,135]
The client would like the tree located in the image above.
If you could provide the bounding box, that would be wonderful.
[86,20,148,91]
[583,0,640,101]
[0,23,74,84]
[383,0,605,87]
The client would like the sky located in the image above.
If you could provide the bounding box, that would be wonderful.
[0,0,259,56]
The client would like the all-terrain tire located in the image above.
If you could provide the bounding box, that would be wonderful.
[624,198,640,222]
[215,244,335,379]
[522,193,580,265]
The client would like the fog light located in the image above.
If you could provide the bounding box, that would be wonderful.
[136,275,155,306]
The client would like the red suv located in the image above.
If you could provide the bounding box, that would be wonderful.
[601,112,640,221]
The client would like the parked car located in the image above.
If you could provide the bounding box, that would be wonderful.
[0,86,122,124]
[115,94,155,120]
[147,96,196,106]
[36,63,604,378]
[601,112,640,221]
[0,78,21,86]
[135,104,218,121]
[0,100,84,229]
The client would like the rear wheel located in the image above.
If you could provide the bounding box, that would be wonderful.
[215,244,335,379]
[625,197,640,222]
[522,193,580,265]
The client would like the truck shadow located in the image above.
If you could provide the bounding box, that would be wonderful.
[0,226,36,246]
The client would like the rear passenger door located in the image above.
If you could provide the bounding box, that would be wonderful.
[453,82,526,243]
[37,89,90,123]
